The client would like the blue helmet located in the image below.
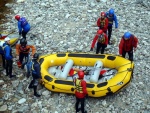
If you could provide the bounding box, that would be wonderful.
[109,8,114,15]
[124,32,131,39]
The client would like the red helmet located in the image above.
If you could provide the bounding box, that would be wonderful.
[78,71,84,79]
[101,12,106,16]
[97,30,103,35]
[15,15,20,20]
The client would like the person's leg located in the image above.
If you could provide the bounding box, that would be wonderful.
[8,60,13,78]
[75,97,80,113]
[108,26,112,44]
[122,50,126,58]
[22,30,27,40]
[81,98,86,113]
[96,42,100,54]
[2,54,5,68]
[19,53,24,64]
[33,79,40,97]
[5,60,9,76]
[21,53,29,69]
[128,51,133,61]
[28,79,34,89]
[101,44,105,54]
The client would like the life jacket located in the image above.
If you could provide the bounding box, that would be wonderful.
[107,15,113,25]
[100,18,106,28]
[98,34,105,43]
[75,79,83,93]
[19,17,28,27]
[19,45,30,53]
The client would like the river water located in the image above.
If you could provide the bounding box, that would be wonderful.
[0,0,14,30]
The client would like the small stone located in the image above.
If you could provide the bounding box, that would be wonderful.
[0,105,7,111]
[18,98,26,104]
[0,80,4,85]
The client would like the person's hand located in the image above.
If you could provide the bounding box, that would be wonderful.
[90,48,93,51]
[16,55,19,60]
[115,28,118,32]
[118,54,122,56]
[133,47,137,52]
[105,45,107,48]
[85,94,88,98]
[19,34,21,39]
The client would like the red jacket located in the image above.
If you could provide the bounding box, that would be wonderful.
[91,33,108,48]
[119,35,138,54]
[97,17,108,32]
[75,78,87,98]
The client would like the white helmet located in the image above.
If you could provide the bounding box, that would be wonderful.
[4,37,10,42]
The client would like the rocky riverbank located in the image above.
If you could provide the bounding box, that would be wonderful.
[0,0,150,113]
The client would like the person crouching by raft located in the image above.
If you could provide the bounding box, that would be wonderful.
[119,32,138,61]
[74,71,87,113]
[15,15,30,39]
[28,53,42,97]
[97,12,108,34]
[16,38,36,69]
[90,30,108,54]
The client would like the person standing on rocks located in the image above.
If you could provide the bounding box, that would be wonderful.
[28,53,42,97]
[106,8,118,45]
[3,37,16,78]
[97,12,108,33]
[119,32,138,61]
[90,30,108,54]
[15,15,30,39]
[16,38,36,69]
[74,71,87,113]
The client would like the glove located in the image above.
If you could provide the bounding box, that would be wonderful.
[19,32,21,35]
[85,94,88,98]
[16,56,19,60]
[133,47,137,52]
[90,48,93,51]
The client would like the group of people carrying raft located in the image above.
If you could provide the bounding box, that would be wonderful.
[0,8,138,113]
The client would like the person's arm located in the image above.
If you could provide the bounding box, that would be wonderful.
[18,21,22,35]
[133,36,138,51]
[16,44,20,56]
[29,45,36,56]
[114,14,118,28]
[81,80,87,96]
[91,35,98,49]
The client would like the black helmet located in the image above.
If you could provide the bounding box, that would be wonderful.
[33,53,39,60]
[20,38,27,45]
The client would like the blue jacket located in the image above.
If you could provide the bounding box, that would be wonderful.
[32,60,42,79]
[18,17,30,34]
[106,12,118,28]
[3,43,13,60]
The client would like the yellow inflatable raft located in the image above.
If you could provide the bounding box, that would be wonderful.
[0,31,19,46]
[40,53,134,97]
